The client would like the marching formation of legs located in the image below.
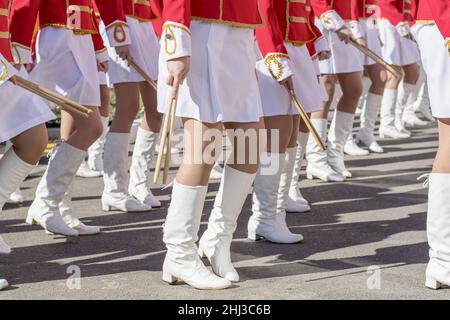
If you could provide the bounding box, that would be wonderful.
[0,0,449,293]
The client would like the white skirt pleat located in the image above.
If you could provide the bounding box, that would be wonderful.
[105,17,160,84]
[415,24,450,118]
[31,27,100,106]
[0,69,55,143]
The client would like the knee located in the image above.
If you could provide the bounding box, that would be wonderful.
[16,131,48,161]
[372,76,386,91]
[405,67,420,85]
[343,85,363,103]
[85,120,104,142]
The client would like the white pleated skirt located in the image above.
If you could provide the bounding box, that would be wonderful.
[378,19,420,66]
[315,19,364,74]
[105,17,160,84]
[256,43,326,116]
[0,69,55,143]
[158,21,263,123]
[415,24,450,118]
[359,19,382,66]
[31,27,100,106]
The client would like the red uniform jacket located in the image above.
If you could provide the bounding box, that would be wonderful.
[256,0,327,81]
[416,0,450,49]
[378,0,417,26]
[161,0,263,29]
[96,0,158,26]
[92,2,107,62]
[0,0,12,62]
[159,0,263,61]
[95,0,160,46]
[311,0,359,21]
[10,0,99,63]
[276,0,323,46]
[356,0,379,19]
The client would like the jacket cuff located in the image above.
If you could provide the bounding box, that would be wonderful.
[348,20,363,39]
[105,21,131,47]
[320,10,346,31]
[0,53,18,86]
[96,49,110,63]
[396,21,411,37]
[161,21,192,61]
[264,53,293,82]
[314,36,330,54]
[11,43,32,65]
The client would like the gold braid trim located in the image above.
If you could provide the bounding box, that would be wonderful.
[125,14,157,23]
[0,59,9,82]
[40,24,97,35]
[163,23,191,56]
[191,17,264,29]
[264,53,288,81]
[415,20,435,25]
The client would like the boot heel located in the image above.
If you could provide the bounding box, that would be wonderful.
[425,276,442,290]
[25,214,36,225]
[248,231,263,241]
[162,272,178,285]
[197,246,206,259]
[102,203,111,211]
[306,173,314,180]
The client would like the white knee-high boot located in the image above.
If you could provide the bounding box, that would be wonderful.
[198,165,255,282]
[59,181,100,235]
[306,119,344,182]
[88,116,109,172]
[355,93,384,153]
[128,127,161,208]
[3,141,24,203]
[76,116,109,178]
[162,180,231,290]
[327,110,355,178]
[287,132,311,213]
[27,142,82,236]
[379,89,409,139]
[248,152,303,244]
[425,174,450,289]
[276,147,305,236]
[414,80,434,122]
[395,83,414,136]
[0,148,36,253]
[102,132,151,212]
[402,81,429,128]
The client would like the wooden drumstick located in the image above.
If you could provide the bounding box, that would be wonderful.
[284,84,326,151]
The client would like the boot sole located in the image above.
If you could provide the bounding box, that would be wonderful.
[162,273,231,290]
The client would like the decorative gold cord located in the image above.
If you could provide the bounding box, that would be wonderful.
[0,59,10,81]
[163,24,191,56]
[264,54,288,81]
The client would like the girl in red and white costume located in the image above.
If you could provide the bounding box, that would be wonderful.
[158,0,285,290]
[346,0,387,154]
[249,0,330,244]
[9,0,119,236]
[309,0,366,181]
[96,0,162,213]
[378,0,421,139]
[0,0,54,290]
[413,0,450,290]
